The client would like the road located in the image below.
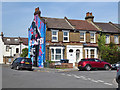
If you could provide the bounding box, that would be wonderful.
[2,64,118,88]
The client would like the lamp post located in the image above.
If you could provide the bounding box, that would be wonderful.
[19,41,23,56]
[9,46,12,64]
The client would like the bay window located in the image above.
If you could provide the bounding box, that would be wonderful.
[50,47,65,61]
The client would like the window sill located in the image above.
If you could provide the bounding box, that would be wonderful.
[51,41,58,42]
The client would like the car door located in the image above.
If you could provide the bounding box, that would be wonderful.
[95,59,104,68]
[89,59,96,68]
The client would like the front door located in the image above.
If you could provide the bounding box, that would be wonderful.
[67,45,83,67]
[67,49,75,65]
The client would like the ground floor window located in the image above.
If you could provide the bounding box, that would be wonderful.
[84,48,97,58]
[50,47,65,61]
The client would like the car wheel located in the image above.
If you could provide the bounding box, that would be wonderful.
[104,65,110,70]
[16,65,20,70]
[10,65,13,69]
[118,83,120,89]
[85,65,91,71]
[28,68,32,71]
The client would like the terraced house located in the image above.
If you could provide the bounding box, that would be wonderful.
[28,7,120,67]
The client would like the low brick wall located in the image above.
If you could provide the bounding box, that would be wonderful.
[49,63,73,68]
[3,57,14,64]
[75,63,78,67]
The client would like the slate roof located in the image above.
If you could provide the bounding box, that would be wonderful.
[42,17,73,30]
[19,38,28,45]
[68,19,99,31]
[115,24,120,29]
[3,37,28,45]
[94,22,120,33]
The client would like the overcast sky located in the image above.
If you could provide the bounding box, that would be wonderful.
[1,2,119,37]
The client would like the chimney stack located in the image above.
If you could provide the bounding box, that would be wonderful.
[0,32,3,37]
[85,12,94,22]
[34,7,41,17]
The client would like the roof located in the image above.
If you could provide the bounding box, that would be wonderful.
[115,24,120,29]
[94,22,120,33]
[68,19,99,31]
[3,37,28,45]
[42,17,73,29]
[19,38,28,45]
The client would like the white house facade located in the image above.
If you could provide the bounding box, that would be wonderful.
[0,32,28,64]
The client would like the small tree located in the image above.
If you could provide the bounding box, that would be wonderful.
[98,33,106,59]
[20,48,28,57]
[98,33,120,64]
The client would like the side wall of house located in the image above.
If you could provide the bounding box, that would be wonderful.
[0,36,3,64]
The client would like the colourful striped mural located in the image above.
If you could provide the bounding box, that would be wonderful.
[28,14,46,68]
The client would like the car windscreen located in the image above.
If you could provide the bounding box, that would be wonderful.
[23,58,31,62]
[14,58,22,62]
[81,59,87,61]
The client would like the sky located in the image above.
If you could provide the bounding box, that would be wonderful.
[1,1,119,37]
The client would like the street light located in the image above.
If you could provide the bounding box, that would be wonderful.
[19,40,23,56]
[9,46,12,64]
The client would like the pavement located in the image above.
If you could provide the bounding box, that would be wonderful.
[1,64,79,72]
[32,66,78,72]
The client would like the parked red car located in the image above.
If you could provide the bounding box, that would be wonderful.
[78,58,112,71]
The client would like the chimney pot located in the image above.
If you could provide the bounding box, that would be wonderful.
[35,7,39,12]
[34,7,41,17]
[85,12,94,22]
[86,12,90,17]
[90,12,92,16]
[1,32,3,37]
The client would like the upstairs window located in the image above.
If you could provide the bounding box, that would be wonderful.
[52,30,58,42]
[16,48,19,53]
[80,32,86,42]
[90,32,96,43]
[6,46,9,52]
[106,35,110,44]
[7,39,10,41]
[63,31,69,42]
[14,39,18,41]
[114,35,119,44]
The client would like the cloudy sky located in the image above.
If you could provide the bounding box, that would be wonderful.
[1,1,119,37]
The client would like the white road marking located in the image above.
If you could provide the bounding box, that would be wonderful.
[87,78,92,80]
[91,79,99,83]
[61,73,65,75]
[60,73,114,86]
[104,83,113,86]
[67,74,72,76]
[74,75,81,79]
[97,80,104,82]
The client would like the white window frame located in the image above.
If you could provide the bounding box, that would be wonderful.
[51,30,58,42]
[63,30,69,42]
[80,31,86,42]
[114,35,119,44]
[6,46,9,52]
[84,48,97,58]
[50,47,65,61]
[90,32,96,43]
[106,35,110,44]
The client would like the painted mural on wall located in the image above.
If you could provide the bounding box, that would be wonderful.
[28,14,46,68]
